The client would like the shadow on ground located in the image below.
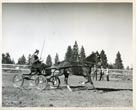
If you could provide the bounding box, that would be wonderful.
[57,85,132,93]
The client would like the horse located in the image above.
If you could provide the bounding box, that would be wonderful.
[53,61,96,92]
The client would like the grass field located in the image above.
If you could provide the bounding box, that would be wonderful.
[2,71,132,107]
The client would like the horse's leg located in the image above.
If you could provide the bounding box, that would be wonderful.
[80,72,95,90]
[99,72,102,81]
[87,73,95,89]
[93,70,98,81]
[80,69,90,85]
[87,66,96,89]
[64,73,72,92]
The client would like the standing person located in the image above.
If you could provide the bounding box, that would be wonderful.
[99,66,104,81]
[105,67,110,81]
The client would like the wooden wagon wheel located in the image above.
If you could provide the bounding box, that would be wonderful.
[13,74,24,88]
[35,75,48,90]
[48,76,60,89]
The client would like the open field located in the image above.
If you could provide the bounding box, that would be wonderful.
[2,71,132,107]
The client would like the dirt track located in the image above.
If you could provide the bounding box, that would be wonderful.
[2,72,132,107]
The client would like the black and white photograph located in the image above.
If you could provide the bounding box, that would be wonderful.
[2,3,133,107]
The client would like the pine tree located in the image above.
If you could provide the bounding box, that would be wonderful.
[71,41,79,62]
[80,46,86,62]
[70,41,81,74]
[100,50,108,68]
[114,51,124,69]
[54,53,59,65]
[27,54,32,65]
[22,55,26,64]
[6,53,13,64]
[2,53,6,64]
[17,55,26,64]
[46,55,52,66]
[95,51,101,64]
[2,53,13,64]
[65,46,72,62]
[126,66,130,70]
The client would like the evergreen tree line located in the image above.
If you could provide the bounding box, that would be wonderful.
[64,41,124,70]
[2,53,15,64]
[2,41,126,70]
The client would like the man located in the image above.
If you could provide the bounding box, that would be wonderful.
[30,49,42,75]
[105,67,110,81]
[31,49,40,63]
[99,66,104,81]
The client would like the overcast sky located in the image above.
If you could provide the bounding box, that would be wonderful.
[2,3,132,68]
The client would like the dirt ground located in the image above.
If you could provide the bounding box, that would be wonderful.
[2,71,132,107]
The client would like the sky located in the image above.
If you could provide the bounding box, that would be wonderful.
[2,3,132,68]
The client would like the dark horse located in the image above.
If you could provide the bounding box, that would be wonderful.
[53,61,96,91]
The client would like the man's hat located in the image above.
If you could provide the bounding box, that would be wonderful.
[35,49,39,54]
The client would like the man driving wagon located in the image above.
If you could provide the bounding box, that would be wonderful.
[29,49,43,75]
[13,49,60,90]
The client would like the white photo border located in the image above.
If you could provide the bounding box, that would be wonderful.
[0,0,135,110]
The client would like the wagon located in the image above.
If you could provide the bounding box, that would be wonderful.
[12,65,61,90]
